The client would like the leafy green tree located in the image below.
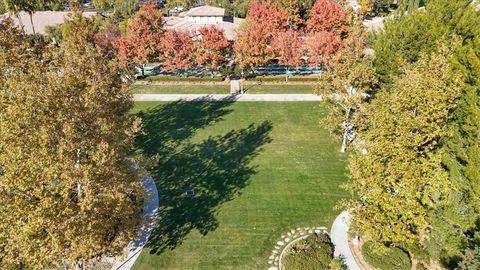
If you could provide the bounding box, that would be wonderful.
[369,1,480,265]
[280,0,303,28]
[93,0,139,19]
[346,49,462,259]
[316,33,377,152]
[227,0,249,17]
[206,0,232,14]
[166,0,195,9]
[0,14,144,269]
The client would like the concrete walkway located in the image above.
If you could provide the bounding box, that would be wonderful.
[133,94,323,102]
[111,174,159,270]
[331,211,361,270]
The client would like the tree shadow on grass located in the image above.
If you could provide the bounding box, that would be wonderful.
[135,101,273,255]
[135,99,234,157]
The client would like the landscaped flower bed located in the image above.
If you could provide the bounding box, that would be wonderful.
[281,232,342,270]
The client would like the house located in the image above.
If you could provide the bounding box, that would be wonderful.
[164,5,243,40]
[2,11,98,35]
[182,5,225,24]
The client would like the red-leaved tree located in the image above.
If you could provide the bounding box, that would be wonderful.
[235,0,290,73]
[159,30,195,74]
[234,21,275,72]
[95,24,121,58]
[271,30,304,81]
[247,0,289,33]
[304,30,344,67]
[195,26,230,77]
[115,1,164,76]
[306,0,347,34]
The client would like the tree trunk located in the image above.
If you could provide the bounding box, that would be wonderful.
[340,127,348,153]
[29,12,35,35]
[16,14,25,34]
[340,107,352,153]
[141,64,145,77]
[285,66,289,82]
[75,261,83,270]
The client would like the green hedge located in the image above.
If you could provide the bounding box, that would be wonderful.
[247,76,320,82]
[361,242,411,270]
[282,233,334,270]
[140,76,225,82]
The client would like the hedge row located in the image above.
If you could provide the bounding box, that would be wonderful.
[361,242,411,270]
[139,75,321,83]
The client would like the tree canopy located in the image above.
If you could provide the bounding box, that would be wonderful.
[346,0,480,267]
[0,14,144,269]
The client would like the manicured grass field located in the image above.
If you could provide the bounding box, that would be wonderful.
[131,102,347,270]
[132,84,315,94]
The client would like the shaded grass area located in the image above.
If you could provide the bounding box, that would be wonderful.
[131,102,347,270]
[132,84,315,94]
[362,242,411,270]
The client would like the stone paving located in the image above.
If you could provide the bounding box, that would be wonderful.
[267,226,328,270]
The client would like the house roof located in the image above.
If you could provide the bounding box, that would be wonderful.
[164,16,244,40]
[2,11,98,35]
[181,5,225,17]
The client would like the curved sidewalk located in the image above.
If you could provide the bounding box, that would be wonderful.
[331,211,361,270]
[133,94,323,102]
[112,174,159,270]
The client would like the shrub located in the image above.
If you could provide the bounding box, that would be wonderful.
[282,233,334,270]
[361,242,411,270]
[141,76,225,82]
[247,76,320,82]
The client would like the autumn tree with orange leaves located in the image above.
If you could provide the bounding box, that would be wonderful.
[303,0,350,67]
[306,0,348,34]
[159,30,196,74]
[304,30,344,67]
[115,1,164,76]
[235,0,289,73]
[195,26,230,77]
[234,21,274,71]
[271,30,304,81]
[246,0,289,33]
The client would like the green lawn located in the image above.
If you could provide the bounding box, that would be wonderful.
[132,84,315,94]
[131,102,347,270]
